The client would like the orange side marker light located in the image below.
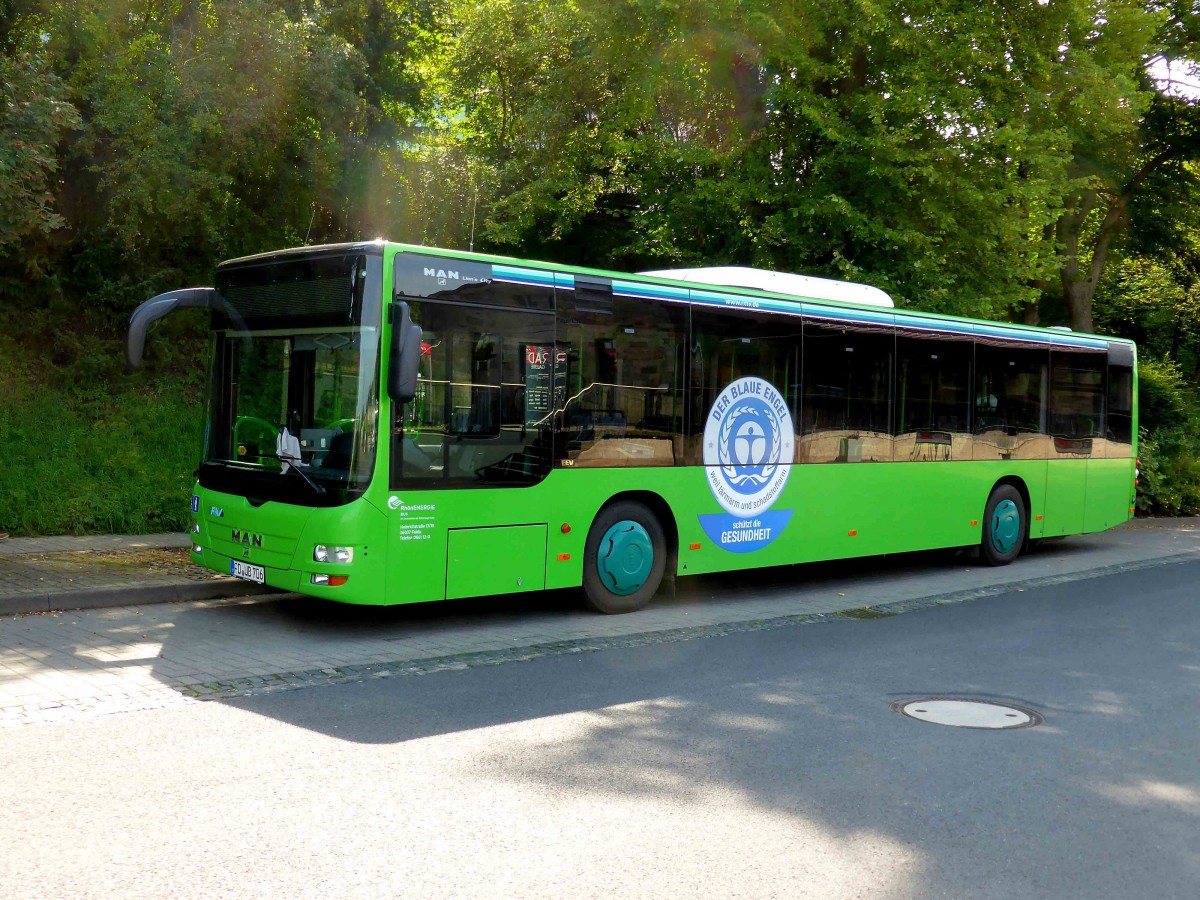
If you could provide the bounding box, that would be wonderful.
[557,553,571,561]
[970,520,978,527]
[689,542,702,551]
[848,530,858,537]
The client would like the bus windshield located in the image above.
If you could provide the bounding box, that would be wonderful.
[199,252,382,506]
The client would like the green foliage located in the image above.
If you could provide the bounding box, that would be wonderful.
[1096,254,1200,376]
[0,48,80,267]
[1,0,1199,532]
[1137,426,1200,516]
[1134,358,1200,516]
[0,346,204,535]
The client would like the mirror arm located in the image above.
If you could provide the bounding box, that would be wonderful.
[126,287,244,371]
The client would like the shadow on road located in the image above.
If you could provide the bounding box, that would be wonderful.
[216,561,1200,897]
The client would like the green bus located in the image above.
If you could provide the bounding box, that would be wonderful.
[127,241,1137,614]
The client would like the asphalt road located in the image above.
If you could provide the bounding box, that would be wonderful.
[3,559,1198,898]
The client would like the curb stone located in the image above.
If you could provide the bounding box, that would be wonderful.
[0,579,271,616]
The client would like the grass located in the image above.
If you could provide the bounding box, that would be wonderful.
[0,327,205,535]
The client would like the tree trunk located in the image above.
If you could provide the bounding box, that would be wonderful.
[1056,192,1125,334]
[1062,277,1095,334]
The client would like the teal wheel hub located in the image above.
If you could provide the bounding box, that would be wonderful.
[598,520,654,595]
[991,499,1021,554]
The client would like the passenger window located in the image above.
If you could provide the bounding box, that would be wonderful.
[1106,362,1134,449]
[972,342,1048,460]
[801,318,894,462]
[689,307,801,465]
[895,333,972,461]
[1049,348,1105,458]
[555,279,686,468]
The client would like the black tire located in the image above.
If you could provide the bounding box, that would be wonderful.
[981,484,1027,566]
[582,501,667,614]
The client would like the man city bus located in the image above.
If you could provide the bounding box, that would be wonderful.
[127,241,1137,613]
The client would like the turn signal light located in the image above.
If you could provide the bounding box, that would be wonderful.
[311,574,349,587]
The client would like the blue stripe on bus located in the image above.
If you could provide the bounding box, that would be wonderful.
[687,288,803,316]
[684,286,1109,350]
[579,271,1111,351]
[970,322,1107,349]
[612,280,691,303]
[492,264,557,287]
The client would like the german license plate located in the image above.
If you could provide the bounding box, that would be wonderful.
[230,560,265,584]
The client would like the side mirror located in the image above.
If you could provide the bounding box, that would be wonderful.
[388,301,422,403]
[126,287,240,371]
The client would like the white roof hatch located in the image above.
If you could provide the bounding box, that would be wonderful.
[638,266,894,308]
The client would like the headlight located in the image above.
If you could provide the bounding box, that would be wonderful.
[313,545,353,564]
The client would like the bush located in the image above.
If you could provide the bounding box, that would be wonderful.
[1135,358,1200,516]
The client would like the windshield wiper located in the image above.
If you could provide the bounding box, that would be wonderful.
[276,456,327,494]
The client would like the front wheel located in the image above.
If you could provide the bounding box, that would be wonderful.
[582,501,667,614]
[981,485,1026,566]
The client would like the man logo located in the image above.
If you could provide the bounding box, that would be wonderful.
[231,529,263,549]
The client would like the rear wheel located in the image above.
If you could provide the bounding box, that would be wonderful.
[981,485,1026,566]
[582,501,667,614]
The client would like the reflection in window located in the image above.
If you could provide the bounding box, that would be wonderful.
[973,343,1048,460]
[690,309,800,465]
[394,301,555,485]
[801,320,893,462]
[554,282,686,468]
[895,335,971,461]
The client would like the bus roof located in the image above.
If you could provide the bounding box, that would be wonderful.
[214,241,1133,352]
[385,242,1133,351]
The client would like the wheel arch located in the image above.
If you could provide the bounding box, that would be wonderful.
[991,475,1030,516]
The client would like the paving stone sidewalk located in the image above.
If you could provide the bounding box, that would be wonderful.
[1,519,1198,727]
[0,533,267,616]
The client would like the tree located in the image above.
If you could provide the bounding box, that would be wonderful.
[0,42,80,272]
[431,1,1073,318]
[1030,1,1200,332]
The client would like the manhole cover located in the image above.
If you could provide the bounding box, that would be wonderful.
[892,698,1042,730]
